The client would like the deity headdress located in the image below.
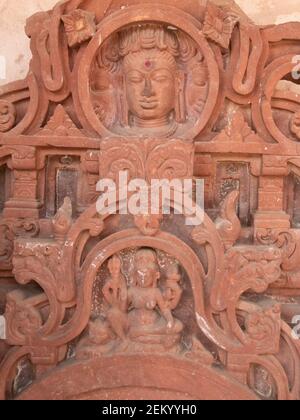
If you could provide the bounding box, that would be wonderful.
[134,248,159,271]
[96,23,200,125]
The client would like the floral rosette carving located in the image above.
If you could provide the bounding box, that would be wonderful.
[62,9,96,48]
[203,3,239,49]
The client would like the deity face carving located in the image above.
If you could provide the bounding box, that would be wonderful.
[135,264,160,288]
[91,66,117,128]
[186,55,209,116]
[133,249,160,288]
[124,50,176,122]
[92,23,210,136]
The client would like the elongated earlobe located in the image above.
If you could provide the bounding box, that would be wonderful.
[175,71,186,123]
[120,75,129,126]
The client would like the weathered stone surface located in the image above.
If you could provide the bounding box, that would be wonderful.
[0,0,300,401]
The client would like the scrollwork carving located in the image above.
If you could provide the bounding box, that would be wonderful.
[5,290,44,346]
[0,219,39,269]
[0,100,16,133]
[245,305,281,354]
[211,246,282,312]
[99,138,194,184]
[215,190,241,249]
[25,1,70,101]
[146,140,194,180]
[255,229,297,271]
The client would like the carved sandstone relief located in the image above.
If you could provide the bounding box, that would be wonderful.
[90,23,210,138]
[77,250,187,358]
[0,0,300,401]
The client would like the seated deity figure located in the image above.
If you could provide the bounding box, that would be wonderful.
[93,24,208,137]
[127,248,183,351]
[77,249,184,358]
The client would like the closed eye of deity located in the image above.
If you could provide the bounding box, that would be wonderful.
[151,70,173,83]
[127,71,144,83]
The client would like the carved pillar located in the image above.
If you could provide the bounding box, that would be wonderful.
[81,150,100,206]
[254,156,290,230]
[3,147,41,219]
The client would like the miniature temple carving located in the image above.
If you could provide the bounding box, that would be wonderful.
[0,0,300,400]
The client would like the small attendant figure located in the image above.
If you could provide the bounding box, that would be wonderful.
[102,255,128,343]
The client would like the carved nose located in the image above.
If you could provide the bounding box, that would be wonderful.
[142,78,154,98]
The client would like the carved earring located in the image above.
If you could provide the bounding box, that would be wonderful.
[175,71,186,123]
[120,75,129,127]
